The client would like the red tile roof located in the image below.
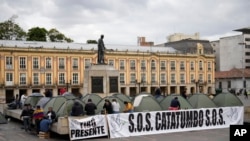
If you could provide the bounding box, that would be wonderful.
[215,68,250,79]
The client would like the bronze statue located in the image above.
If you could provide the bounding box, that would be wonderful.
[97,34,106,64]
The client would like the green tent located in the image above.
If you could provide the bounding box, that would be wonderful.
[96,96,125,114]
[24,93,44,108]
[213,92,243,107]
[154,95,165,103]
[188,93,217,108]
[81,93,102,106]
[112,93,132,103]
[133,94,163,112]
[160,94,193,110]
[43,95,76,114]
[57,99,85,117]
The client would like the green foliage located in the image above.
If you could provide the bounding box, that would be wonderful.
[87,40,97,44]
[48,28,73,43]
[0,20,26,40]
[27,27,47,41]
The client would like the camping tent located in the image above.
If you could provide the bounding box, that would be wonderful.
[43,95,76,114]
[57,99,85,117]
[96,96,125,114]
[133,94,163,112]
[188,93,217,108]
[24,93,44,108]
[154,95,165,103]
[36,97,51,108]
[81,93,102,106]
[112,93,132,103]
[160,94,193,110]
[213,92,243,107]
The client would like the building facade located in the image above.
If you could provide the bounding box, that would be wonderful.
[0,40,215,103]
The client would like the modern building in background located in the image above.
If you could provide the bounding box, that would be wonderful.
[212,27,250,93]
[0,40,215,103]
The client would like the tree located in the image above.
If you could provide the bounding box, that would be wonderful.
[87,40,97,44]
[0,19,26,40]
[27,27,47,41]
[48,28,73,43]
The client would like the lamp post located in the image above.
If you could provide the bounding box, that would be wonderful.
[193,79,200,93]
[66,80,71,92]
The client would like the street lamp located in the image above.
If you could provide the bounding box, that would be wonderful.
[193,79,200,93]
[135,79,141,93]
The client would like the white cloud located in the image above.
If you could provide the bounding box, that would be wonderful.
[0,0,249,45]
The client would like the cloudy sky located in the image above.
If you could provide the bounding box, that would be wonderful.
[1,0,249,45]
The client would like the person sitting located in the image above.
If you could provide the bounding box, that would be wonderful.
[85,99,97,116]
[39,116,52,133]
[46,107,56,123]
[71,101,84,116]
[123,101,134,113]
[33,105,44,134]
[169,97,181,110]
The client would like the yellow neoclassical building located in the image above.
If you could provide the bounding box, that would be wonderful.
[0,40,215,103]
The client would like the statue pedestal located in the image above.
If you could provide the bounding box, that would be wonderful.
[83,64,120,97]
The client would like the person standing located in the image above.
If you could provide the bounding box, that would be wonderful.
[20,104,32,132]
[71,101,84,116]
[103,99,113,114]
[169,97,181,110]
[85,99,97,116]
[123,101,134,113]
[97,34,106,64]
[20,93,28,109]
[244,89,248,99]
[112,99,120,114]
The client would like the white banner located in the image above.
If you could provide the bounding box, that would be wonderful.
[68,115,108,140]
[107,106,244,138]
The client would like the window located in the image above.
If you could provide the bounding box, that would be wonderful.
[46,73,52,85]
[45,57,52,69]
[227,81,231,89]
[72,58,78,69]
[6,73,13,85]
[190,61,194,71]
[72,73,79,84]
[120,73,125,84]
[245,38,250,41]
[59,58,65,69]
[151,60,156,70]
[199,61,203,71]
[85,59,91,69]
[33,57,39,69]
[119,60,125,70]
[20,73,26,85]
[180,73,185,84]
[58,73,65,85]
[180,61,185,71]
[141,60,146,70]
[6,56,13,69]
[171,73,175,84]
[33,73,39,85]
[19,57,26,69]
[130,60,136,70]
[141,73,146,83]
[199,74,203,82]
[130,73,136,83]
[208,62,211,71]
[151,73,156,84]
[160,61,166,70]
[170,61,175,71]
[108,59,114,66]
[208,74,211,83]
[190,74,195,83]
[160,73,166,84]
